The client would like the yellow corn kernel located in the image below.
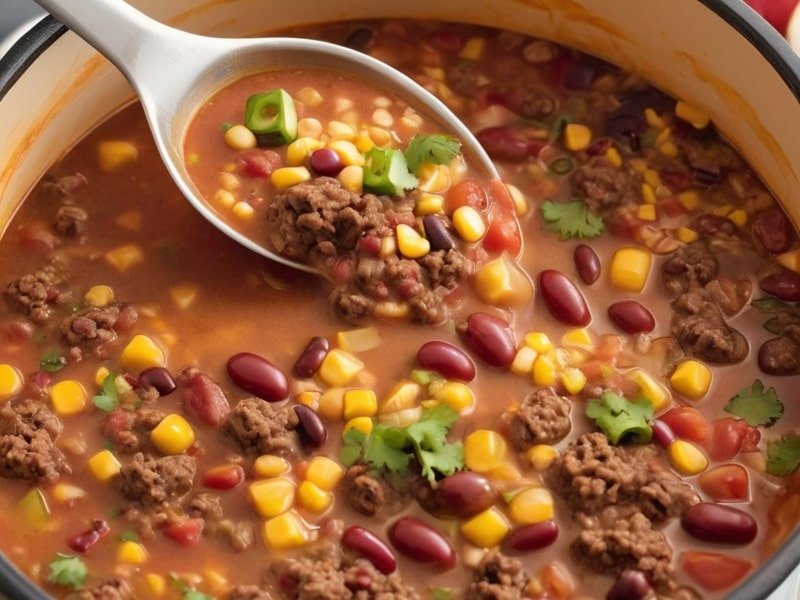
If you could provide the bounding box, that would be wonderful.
[415,193,445,216]
[643,169,661,188]
[305,456,344,491]
[271,166,311,191]
[343,389,378,420]
[453,206,485,242]
[120,334,166,373]
[297,480,332,513]
[508,487,554,525]
[337,165,364,193]
[117,541,148,564]
[675,226,699,244]
[752,192,775,212]
[254,454,290,479]
[145,573,166,596]
[460,507,509,548]
[505,183,528,216]
[473,256,533,306]
[297,118,322,139]
[0,364,22,402]
[669,360,712,401]
[511,346,538,376]
[418,164,451,193]
[464,430,507,473]
[561,328,593,351]
[459,36,486,60]
[84,285,114,307]
[433,382,475,412]
[776,249,800,273]
[532,354,557,387]
[232,202,255,220]
[263,511,308,550]
[326,120,356,141]
[317,388,345,422]
[668,439,708,475]
[676,100,710,129]
[295,390,320,409]
[380,381,422,414]
[88,449,121,482]
[641,183,657,205]
[204,569,228,594]
[624,369,670,412]
[676,190,700,211]
[297,87,323,107]
[327,140,365,167]
[564,123,592,152]
[249,478,295,518]
[150,414,195,455]
[219,171,240,191]
[344,416,373,436]
[368,126,392,147]
[728,209,748,228]
[355,132,375,153]
[396,224,430,259]
[610,247,652,292]
[637,203,657,221]
[712,204,733,217]
[526,445,558,470]
[214,189,236,209]
[628,158,647,173]
[318,349,364,387]
[605,147,623,168]
[377,406,421,427]
[286,137,324,166]
[169,284,197,310]
[98,141,138,172]
[115,210,141,231]
[659,140,679,158]
[224,124,257,151]
[644,108,666,130]
[487,462,521,480]
[49,380,86,415]
[105,244,143,272]
[52,483,86,504]
[524,332,553,353]
[559,367,587,395]
[423,66,446,81]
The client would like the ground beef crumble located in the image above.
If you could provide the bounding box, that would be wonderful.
[227,585,273,600]
[224,397,299,456]
[466,549,529,599]
[55,205,88,237]
[572,157,637,212]
[60,301,138,360]
[70,578,133,600]
[118,452,196,506]
[102,408,166,453]
[5,266,71,323]
[0,398,68,483]
[342,464,386,517]
[508,387,571,451]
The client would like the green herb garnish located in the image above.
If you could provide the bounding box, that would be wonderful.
[724,379,784,427]
[767,433,800,477]
[169,573,214,600]
[93,373,119,412]
[39,349,66,373]
[431,588,452,600]
[119,530,139,542]
[541,199,604,240]
[47,554,88,590]
[363,147,418,196]
[585,391,653,444]
[404,134,461,175]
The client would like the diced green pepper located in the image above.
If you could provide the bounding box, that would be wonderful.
[244,88,297,147]
[362,147,418,196]
[585,391,653,444]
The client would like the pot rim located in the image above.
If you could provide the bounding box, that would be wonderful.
[0,3,799,599]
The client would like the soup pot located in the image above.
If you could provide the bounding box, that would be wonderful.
[0,1,799,598]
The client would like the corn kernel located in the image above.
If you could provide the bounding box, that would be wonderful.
[84,285,114,307]
[343,389,378,420]
[327,140,365,167]
[670,360,712,401]
[675,226,699,244]
[559,367,587,395]
[526,445,558,470]
[511,346,538,376]
[49,380,86,415]
[368,126,392,147]
[776,249,800,273]
[459,37,486,60]
[668,439,708,475]
[643,169,661,189]
[676,100,710,129]
[254,455,290,479]
[145,573,165,596]
[417,164,451,193]
[712,203,734,217]
[488,462,522,480]
[295,390,320,409]
[659,140,679,158]
[151,414,195,455]
[318,388,345,421]
[98,141,138,172]
[624,369,670,412]
[305,456,344,490]
[115,210,141,231]
[396,224,430,259]
[641,183,657,205]
[318,349,364,387]
[297,118,322,138]
[604,147,622,168]
[120,334,166,373]
[105,244,143,272]
[337,327,380,353]
[378,406,421,427]
[676,190,700,211]
[464,430,507,473]
[214,189,236,208]
[415,193,445,216]
[224,125,257,151]
[88,449,121,481]
[505,183,528,216]
[249,478,295,518]
[533,354,557,387]
[508,487,555,525]
[297,480,332,513]
[637,203,657,221]
[204,569,228,594]
[561,328,593,350]
[286,137,324,166]
[271,166,311,191]
[219,172,240,192]
[610,247,652,292]
[452,206,485,242]
[628,158,647,173]
[263,511,308,550]
[327,120,357,141]
[0,364,22,401]
[433,382,475,412]
[170,284,197,310]
[117,541,148,564]
[232,202,255,219]
[344,416,374,436]
[380,381,422,414]
[473,256,533,306]
[297,87,323,107]
[461,507,509,547]
[564,123,592,152]
[728,209,748,227]
[338,165,364,193]
[52,483,86,504]
[524,332,553,353]
[644,108,666,130]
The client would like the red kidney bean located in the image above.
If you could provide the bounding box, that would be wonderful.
[293,336,330,379]
[417,341,476,382]
[437,472,494,517]
[505,520,559,553]
[651,420,676,448]
[67,519,109,553]
[202,464,245,490]
[574,244,601,284]
[181,368,230,427]
[476,126,544,162]
[138,366,176,396]
[752,209,792,254]
[758,337,800,375]
[459,313,516,369]
[343,27,375,52]
[227,352,288,402]
[607,301,655,334]
[586,137,613,156]
[680,502,757,545]
[539,270,591,326]
[294,405,327,448]
[309,148,344,177]
[606,570,652,600]
[388,516,455,569]
[759,270,800,302]
[423,216,455,251]
[342,526,397,574]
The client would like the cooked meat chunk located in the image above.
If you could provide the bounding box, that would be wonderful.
[118,453,196,506]
[40,173,87,199]
[224,397,298,456]
[692,214,736,237]
[60,302,138,359]
[72,578,133,600]
[418,249,472,290]
[671,289,748,364]
[466,549,529,599]
[5,266,70,323]
[55,205,88,236]
[509,387,571,451]
[572,157,636,211]
[227,586,272,600]
[102,408,166,453]
[447,60,482,96]
[704,277,751,316]
[759,335,800,375]
[507,85,557,119]
[343,464,386,516]
[661,242,718,294]
[214,519,256,552]
[0,399,67,483]
[186,493,224,521]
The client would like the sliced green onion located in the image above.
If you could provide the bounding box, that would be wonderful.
[244,88,297,146]
[549,157,574,175]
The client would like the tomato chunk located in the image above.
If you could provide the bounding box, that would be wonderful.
[659,406,707,443]
[680,551,751,591]
[202,464,246,490]
[482,180,522,256]
[698,464,750,502]
[707,418,748,461]
[445,179,489,212]
[163,518,205,547]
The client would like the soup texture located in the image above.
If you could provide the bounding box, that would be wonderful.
[0,19,799,600]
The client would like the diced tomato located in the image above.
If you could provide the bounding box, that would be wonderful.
[660,406,708,443]
[445,179,489,212]
[593,335,623,362]
[482,180,522,256]
[657,197,688,218]
[163,518,205,547]
[429,31,463,53]
[16,223,57,253]
[697,464,750,502]
[742,426,761,453]
[359,234,381,257]
[577,360,609,381]
[680,551,751,591]
[202,464,245,491]
[475,85,508,109]
[236,149,282,178]
[707,418,749,461]
[180,368,231,427]
[545,52,571,88]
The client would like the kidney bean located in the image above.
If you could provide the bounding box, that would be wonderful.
[293,337,330,378]
[586,138,613,156]
[227,352,288,402]
[437,472,494,517]
[138,366,176,396]
[343,27,375,52]
[67,519,109,553]
[505,520,559,553]
[681,502,757,545]
[388,516,455,569]
[294,405,327,448]
[759,270,800,302]
[606,570,652,600]
[607,301,655,334]
[459,313,516,369]
[342,526,397,574]
[309,148,344,177]
[573,245,601,284]
[181,368,230,427]
[651,419,676,448]
[202,464,245,490]
[539,270,591,326]
[423,216,455,251]
[752,209,792,254]
[758,337,800,375]
[417,341,476,382]
[476,126,544,162]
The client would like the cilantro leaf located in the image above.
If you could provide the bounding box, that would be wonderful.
[417,441,464,481]
[340,428,367,466]
[541,199,604,239]
[184,591,214,600]
[48,554,88,590]
[585,391,653,444]
[766,433,800,477]
[404,134,462,175]
[40,349,66,373]
[724,379,784,427]
[365,425,413,473]
[92,373,119,412]
[431,588,452,600]
[119,530,139,542]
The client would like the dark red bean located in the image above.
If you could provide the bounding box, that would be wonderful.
[759,270,800,302]
[437,472,494,517]
[586,138,613,156]
[181,368,230,427]
[309,148,344,177]
[693,167,721,186]
[293,405,327,448]
[227,352,288,402]
[606,570,652,600]
[574,244,601,284]
[607,301,655,334]
[459,313,516,369]
[505,520,559,553]
[417,341,476,382]
[539,270,591,326]
[752,209,793,254]
[681,502,757,545]
[388,516,455,569]
[651,420,676,448]
[423,215,455,251]
[342,526,397,574]
[343,27,375,52]
[293,337,330,378]
[758,337,800,375]
[67,519,109,553]
[476,126,544,162]
[138,367,176,396]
